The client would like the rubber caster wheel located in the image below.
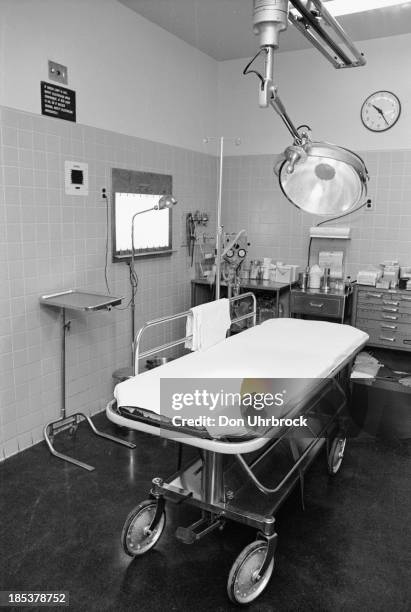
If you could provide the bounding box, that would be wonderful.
[121,500,166,557]
[328,437,346,475]
[227,540,274,605]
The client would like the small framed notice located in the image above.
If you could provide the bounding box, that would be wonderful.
[41,81,76,122]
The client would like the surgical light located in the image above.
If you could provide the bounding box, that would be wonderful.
[276,142,368,215]
[245,0,369,215]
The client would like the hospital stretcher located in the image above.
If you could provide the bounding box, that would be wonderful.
[106,293,368,605]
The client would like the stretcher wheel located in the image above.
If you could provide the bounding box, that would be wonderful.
[227,540,274,605]
[327,437,346,475]
[121,500,166,557]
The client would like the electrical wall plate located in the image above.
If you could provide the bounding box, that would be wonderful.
[65,161,89,196]
[48,60,68,85]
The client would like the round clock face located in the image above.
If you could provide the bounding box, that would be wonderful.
[361,91,401,132]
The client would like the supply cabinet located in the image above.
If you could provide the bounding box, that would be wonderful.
[352,284,411,352]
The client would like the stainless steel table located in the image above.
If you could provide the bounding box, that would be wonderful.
[40,290,136,471]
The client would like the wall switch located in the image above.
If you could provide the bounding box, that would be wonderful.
[48,60,68,84]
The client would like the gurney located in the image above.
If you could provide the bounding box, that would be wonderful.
[106,293,368,605]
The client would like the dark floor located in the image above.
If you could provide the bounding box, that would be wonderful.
[0,413,410,612]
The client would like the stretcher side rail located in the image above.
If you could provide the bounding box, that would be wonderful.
[133,292,257,374]
[235,390,346,496]
[245,378,346,471]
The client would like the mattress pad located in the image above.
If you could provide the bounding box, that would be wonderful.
[115,318,368,418]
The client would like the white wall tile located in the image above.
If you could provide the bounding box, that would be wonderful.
[0,106,217,460]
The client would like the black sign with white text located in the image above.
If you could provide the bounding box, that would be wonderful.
[41,81,76,122]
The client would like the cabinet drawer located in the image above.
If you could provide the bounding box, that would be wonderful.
[366,330,411,350]
[358,288,411,305]
[291,294,343,317]
[355,319,411,350]
[356,306,411,324]
[356,317,410,334]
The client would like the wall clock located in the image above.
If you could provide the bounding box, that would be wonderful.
[361,91,401,132]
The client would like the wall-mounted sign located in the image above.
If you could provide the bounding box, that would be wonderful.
[41,81,76,122]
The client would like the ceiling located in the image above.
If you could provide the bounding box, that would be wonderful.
[117,0,411,60]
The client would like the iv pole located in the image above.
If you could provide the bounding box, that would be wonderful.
[216,137,224,300]
[204,136,240,300]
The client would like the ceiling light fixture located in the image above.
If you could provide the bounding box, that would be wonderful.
[326,0,411,18]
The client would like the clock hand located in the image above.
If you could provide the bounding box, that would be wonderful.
[371,104,389,126]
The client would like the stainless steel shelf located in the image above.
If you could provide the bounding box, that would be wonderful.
[40,289,123,311]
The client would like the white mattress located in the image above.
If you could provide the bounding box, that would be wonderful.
[115,318,368,417]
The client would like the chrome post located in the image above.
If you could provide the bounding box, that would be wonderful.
[202,451,224,505]
[215,137,224,301]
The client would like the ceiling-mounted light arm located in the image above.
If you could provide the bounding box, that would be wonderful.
[250,0,289,107]
[288,0,366,69]
[269,90,304,144]
[243,50,306,144]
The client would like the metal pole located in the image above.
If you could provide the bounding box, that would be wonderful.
[130,214,137,372]
[269,95,302,143]
[130,206,156,371]
[61,308,67,420]
[215,137,224,300]
[202,451,224,505]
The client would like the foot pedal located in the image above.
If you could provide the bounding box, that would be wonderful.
[175,526,197,544]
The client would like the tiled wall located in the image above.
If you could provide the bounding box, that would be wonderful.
[221,150,411,277]
[0,106,217,460]
[2,105,410,461]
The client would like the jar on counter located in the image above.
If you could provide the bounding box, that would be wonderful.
[262,265,271,281]
[309,264,322,289]
[249,260,261,280]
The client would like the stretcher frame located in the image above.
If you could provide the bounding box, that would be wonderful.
[106,294,367,604]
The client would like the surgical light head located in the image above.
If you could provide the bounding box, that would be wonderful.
[276,142,369,215]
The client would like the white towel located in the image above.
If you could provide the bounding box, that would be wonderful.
[185,298,231,351]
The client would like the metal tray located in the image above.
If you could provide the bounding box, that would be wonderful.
[40,289,123,311]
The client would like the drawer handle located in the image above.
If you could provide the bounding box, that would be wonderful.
[382,307,399,313]
[381,324,397,330]
[404,340,411,345]
[382,314,398,320]
[383,300,399,306]
[366,292,382,298]
[379,336,396,342]
[309,302,324,308]
[402,296,411,301]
